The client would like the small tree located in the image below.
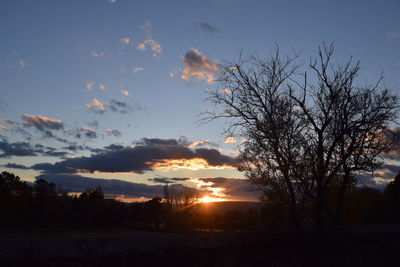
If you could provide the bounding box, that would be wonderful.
[204,44,399,231]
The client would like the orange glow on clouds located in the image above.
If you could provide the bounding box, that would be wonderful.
[191,178,227,201]
[149,158,233,171]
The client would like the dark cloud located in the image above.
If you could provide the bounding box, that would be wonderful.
[87,120,99,128]
[148,177,170,183]
[32,138,237,174]
[196,22,222,34]
[0,137,71,159]
[75,127,97,139]
[195,148,236,166]
[106,128,122,137]
[35,173,167,198]
[148,177,190,184]
[2,163,30,170]
[22,114,64,131]
[0,138,37,158]
[103,144,124,151]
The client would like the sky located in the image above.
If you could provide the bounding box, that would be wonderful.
[1,0,399,202]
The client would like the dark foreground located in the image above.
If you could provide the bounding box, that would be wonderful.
[1,226,400,267]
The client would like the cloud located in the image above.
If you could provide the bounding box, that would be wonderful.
[18,60,27,69]
[36,173,166,199]
[136,21,162,57]
[106,128,122,137]
[195,177,258,201]
[109,0,118,3]
[148,177,190,184]
[0,140,37,158]
[99,83,106,90]
[22,114,64,131]
[181,48,220,83]
[188,140,219,149]
[121,90,129,96]
[121,37,131,45]
[86,98,107,113]
[224,137,236,144]
[5,50,28,69]
[32,138,237,174]
[196,22,222,34]
[76,127,97,139]
[109,99,134,113]
[169,70,178,78]
[85,81,95,90]
[132,67,143,73]
[91,51,104,58]
[86,98,138,114]
[1,163,31,170]
[0,138,69,158]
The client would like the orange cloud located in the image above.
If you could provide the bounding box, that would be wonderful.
[137,22,162,57]
[149,158,232,171]
[121,37,131,45]
[86,98,106,112]
[224,137,236,144]
[181,48,220,84]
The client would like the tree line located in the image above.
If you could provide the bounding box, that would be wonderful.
[1,171,400,232]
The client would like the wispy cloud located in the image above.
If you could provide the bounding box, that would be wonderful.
[181,48,220,83]
[196,22,222,35]
[86,98,139,114]
[386,31,400,39]
[91,51,105,58]
[18,60,27,69]
[99,83,106,90]
[106,128,122,137]
[6,50,28,69]
[136,21,162,58]
[132,67,143,73]
[85,81,95,90]
[109,0,118,3]
[76,127,97,139]
[121,37,131,45]
[121,90,129,96]
[169,70,178,78]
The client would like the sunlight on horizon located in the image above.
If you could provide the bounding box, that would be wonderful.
[199,195,226,203]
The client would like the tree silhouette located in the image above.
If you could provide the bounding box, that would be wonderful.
[204,43,399,231]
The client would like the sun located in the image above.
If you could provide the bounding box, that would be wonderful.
[200,195,226,203]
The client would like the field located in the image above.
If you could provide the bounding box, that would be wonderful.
[1,226,399,266]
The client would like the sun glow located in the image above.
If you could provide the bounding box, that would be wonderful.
[200,195,226,203]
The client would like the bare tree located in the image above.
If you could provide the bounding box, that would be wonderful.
[163,181,199,209]
[203,43,399,231]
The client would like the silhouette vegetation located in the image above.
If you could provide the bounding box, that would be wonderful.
[1,170,400,232]
[203,43,400,232]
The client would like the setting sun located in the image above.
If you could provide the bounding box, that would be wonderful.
[200,195,226,203]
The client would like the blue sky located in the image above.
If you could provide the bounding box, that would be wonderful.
[1,0,399,201]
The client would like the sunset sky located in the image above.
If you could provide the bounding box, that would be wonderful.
[1,0,399,202]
